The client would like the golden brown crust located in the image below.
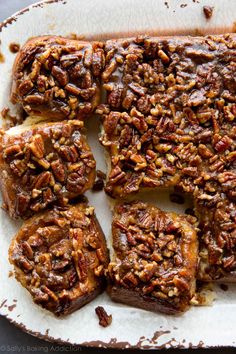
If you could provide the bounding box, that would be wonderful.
[11,36,104,121]
[0,120,96,219]
[9,202,109,316]
[107,201,198,314]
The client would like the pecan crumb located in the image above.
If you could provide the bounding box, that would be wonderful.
[92,178,104,192]
[203,6,213,19]
[95,306,112,327]
[220,284,228,292]
[0,51,5,63]
[169,193,185,204]
[9,42,20,54]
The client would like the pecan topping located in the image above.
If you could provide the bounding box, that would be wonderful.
[0,121,95,219]
[108,201,198,314]
[9,202,109,316]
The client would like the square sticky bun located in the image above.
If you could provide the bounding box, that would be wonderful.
[107,201,198,314]
[11,36,104,121]
[9,202,109,316]
[100,34,236,199]
[0,120,95,219]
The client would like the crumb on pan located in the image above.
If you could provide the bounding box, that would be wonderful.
[9,43,20,54]
[92,178,104,192]
[0,120,96,219]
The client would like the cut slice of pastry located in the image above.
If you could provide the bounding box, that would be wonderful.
[11,36,104,121]
[0,120,95,219]
[107,201,198,314]
[9,202,109,316]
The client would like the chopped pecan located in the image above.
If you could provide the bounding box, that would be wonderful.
[0,121,95,218]
[108,89,123,108]
[96,170,106,180]
[10,160,27,177]
[59,145,78,162]
[34,171,51,189]
[67,172,85,192]
[18,79,33,96]
[15,193,30,217]
[29,134,45,159]
[51,159,65,182]
[4,145,22,159]
[214,136,231,153]
[95,306,112,327]
[74,250,87,282]
[51,65,69,86]
[24,94,44,105]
